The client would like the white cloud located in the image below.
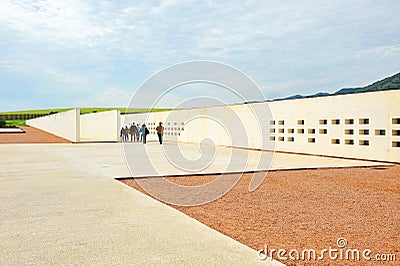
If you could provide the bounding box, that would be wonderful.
[0,0,100,46]
[79,87,131,107]
[151,0,179,14]
[0,0,399,110]
[357,45,400,58]
[44,67,85,83]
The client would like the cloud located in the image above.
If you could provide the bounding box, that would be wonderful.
[78,87,131,107]
[0,0,105,47]
[44,67,85,83]
[0,0,399,110]
[357,45,400,58]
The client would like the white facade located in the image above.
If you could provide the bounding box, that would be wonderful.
[267,90,400,162]
[26,109,80,142]
[27,90,400,162]
[122,90,400,162]
[80,110,120,142]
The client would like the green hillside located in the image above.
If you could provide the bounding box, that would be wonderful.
[278,72,400,100]
[335,72,400,95]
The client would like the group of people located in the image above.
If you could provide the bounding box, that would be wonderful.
[120,122,164,144]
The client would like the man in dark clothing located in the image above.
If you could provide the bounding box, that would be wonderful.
[156,122,164,144]
[129,123,137,142]
[141,124,149,144]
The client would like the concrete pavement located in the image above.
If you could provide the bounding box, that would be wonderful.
[0,142,389,265]
[0,143,285,265]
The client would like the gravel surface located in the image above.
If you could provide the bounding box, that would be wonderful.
[0,126,70,143]
[124,166,400,265]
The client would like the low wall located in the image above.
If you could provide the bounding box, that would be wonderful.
[26,109,80,142]
[80,110,120,142]
[122,90,400,162]
[25,90,400,162]
[268,90,400,162]
[121,105,272,149]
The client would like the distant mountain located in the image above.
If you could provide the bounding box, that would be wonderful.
[281,94,303,100]
[276,72,400,100]
[311,92,331,97]
[335,72,400,95]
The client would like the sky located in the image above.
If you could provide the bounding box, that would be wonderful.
[0,0,399,111]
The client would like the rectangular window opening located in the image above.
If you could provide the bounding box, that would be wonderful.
[319,129,327,134]
[375,129,385,136]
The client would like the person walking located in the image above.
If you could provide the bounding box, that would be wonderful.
[156,122,164,144]
[141,124,149,144]
[129,123,137,142]
[124,125,129,142]
[120,127,125,142]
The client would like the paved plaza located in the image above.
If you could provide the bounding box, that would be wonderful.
[0,142,390,265]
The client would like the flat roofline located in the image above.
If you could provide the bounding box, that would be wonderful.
[122,88,399,114]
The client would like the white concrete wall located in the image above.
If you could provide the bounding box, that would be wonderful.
[122,104,273,150]
[80,110,120,142]
[27,90,399,162]
[26,109,80,142]
[122,90,400,162]
[267,90,400,162]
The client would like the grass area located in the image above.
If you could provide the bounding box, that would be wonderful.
[0,107,172,115]
[80,107,172,114]
[5,120,26,127]
[0,107,172,128]
[0,108,73,115]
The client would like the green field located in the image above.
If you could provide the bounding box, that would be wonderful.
[0,107,172,128]
[5,120,26,127]
[0,107,171,115]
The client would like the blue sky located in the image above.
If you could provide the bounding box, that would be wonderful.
[0,0,399,111]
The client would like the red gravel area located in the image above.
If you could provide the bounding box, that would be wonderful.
[123,166,400,265]
[0,126,70,143]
